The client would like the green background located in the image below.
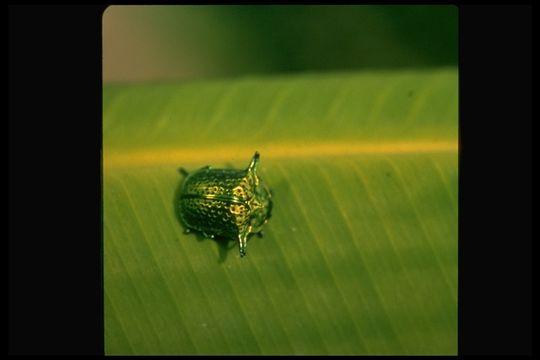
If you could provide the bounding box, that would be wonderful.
[103,5,457,83]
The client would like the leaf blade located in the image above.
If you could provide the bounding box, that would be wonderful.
[104,69,458,355]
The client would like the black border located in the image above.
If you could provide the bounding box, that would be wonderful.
[8,5,106,355]
[8,4,532,356]
[458,5,532,356]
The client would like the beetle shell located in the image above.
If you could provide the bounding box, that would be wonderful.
[178,152,272,257]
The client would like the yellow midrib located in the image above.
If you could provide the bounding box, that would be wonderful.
[103,140,458,169]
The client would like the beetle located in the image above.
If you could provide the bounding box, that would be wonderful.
[177,152,272,257]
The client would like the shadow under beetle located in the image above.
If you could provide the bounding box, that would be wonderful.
[177,152,272,258]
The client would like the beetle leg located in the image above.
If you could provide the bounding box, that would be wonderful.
[178,167,189,177]
[238,232,248,257]
[247,151,260,173]
[201,231,214,239]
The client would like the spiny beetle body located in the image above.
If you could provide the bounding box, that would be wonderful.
[178,152,272,257]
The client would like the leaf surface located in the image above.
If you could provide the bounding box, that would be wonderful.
[104,69,458,355]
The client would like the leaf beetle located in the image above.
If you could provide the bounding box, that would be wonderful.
[178,152,272,257]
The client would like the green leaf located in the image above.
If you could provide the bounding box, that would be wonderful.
[103,69,458,355]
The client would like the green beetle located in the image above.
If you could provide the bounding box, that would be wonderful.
[178,152,272,257]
